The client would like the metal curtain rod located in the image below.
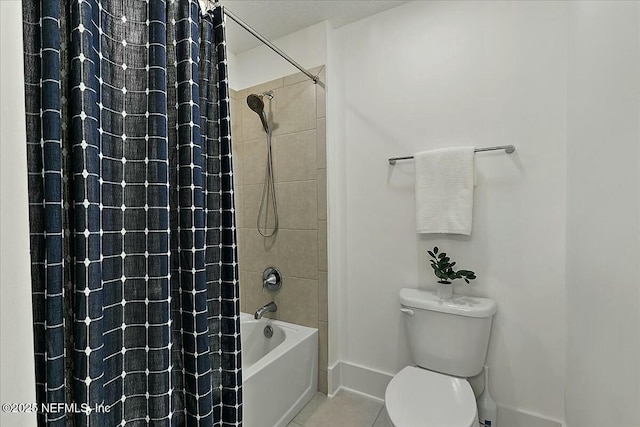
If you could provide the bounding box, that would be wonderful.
[388,145,516,165]
[214,4,319,84]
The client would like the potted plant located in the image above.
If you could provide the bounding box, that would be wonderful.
[428,246,476,299]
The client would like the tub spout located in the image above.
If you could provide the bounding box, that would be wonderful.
[254,302,277,319]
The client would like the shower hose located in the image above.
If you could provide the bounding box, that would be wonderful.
[257,128,278,237]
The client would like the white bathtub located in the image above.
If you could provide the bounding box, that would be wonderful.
[241,312,318,427]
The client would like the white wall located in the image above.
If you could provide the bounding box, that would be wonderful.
[330,1,567,423]
[229,5,640,426]
[230,21,328,90]
[0,1,37,426]
[565,2,640,426]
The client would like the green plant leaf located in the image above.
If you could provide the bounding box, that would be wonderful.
[428,247,477,284]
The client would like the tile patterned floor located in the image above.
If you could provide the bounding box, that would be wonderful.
[287,390,392,427]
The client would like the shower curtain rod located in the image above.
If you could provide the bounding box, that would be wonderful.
[388,145,516,165]
[204,1,319,84]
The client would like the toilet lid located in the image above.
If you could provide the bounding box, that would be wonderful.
[385,366,477,427]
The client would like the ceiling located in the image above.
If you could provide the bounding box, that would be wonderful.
[218,0,409,54]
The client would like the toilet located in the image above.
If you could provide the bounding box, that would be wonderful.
[384,288,497,427]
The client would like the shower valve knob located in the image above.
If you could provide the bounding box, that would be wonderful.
[265,275,277,285]
[262,267,282,292]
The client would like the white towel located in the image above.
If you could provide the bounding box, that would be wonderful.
[415,146,475,235]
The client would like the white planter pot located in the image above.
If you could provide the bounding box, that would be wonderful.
[437,282,453,299]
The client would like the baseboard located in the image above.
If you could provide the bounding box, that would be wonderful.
[329,360,565,427]
[327,361,342,397]
[328,361,394,400]
[332,385,384,405]
[498,404,564,427]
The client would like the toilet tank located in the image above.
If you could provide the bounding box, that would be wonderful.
[399,288,497,378]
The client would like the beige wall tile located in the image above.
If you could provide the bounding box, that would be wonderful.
[276,181,318,230]
[275,80,316,135]
[316,117,326,170]
[230,96,243,143]
[235,90,248,106]
[232,141,244,187]
[273,130,317,182]
[237,228,246,276]
[243,227,278,273]
[316,67,326,118]
[279,229,318,279]
[319,321,328,371]
[243,184,260,230]
[283,71,306,87]
[234,185,244,228]
[243,184,277,232]
[318,370,328,394]
[318,221,327,271]
[241,138,267,185]
[236,75,327,348]
[239,269,247,313]
[317,169,326,221]
[318,271,328,322]
[276,277,318,328]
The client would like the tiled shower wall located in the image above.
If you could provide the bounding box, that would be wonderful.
[229,66,328,393]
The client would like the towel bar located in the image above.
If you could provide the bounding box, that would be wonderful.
[388,145,516,165]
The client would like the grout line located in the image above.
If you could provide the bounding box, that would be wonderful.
[241,179,318,186]
[272,128,318,138]
[372,406,385,427]
[239,271,319,282]
[274,179,318,185]
[236,227,320,232]
[238,136,268,144]
[270,125,317,137]
[239,125,318,144]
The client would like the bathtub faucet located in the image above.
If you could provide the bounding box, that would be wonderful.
[254,302,277,319]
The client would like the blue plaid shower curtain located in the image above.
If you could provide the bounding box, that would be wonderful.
[22,1,242,425]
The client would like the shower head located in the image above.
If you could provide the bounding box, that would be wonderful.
[246,92,273,134]
[246,93,264,114]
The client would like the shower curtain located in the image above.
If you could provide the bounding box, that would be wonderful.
[22,1,241,425]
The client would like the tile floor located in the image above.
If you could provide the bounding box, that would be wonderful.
[287,390,392,427]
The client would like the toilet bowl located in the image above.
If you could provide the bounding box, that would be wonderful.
[385,367,479,427]
[384,288,496,427]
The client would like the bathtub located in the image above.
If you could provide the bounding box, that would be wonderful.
[241,312,318,427]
